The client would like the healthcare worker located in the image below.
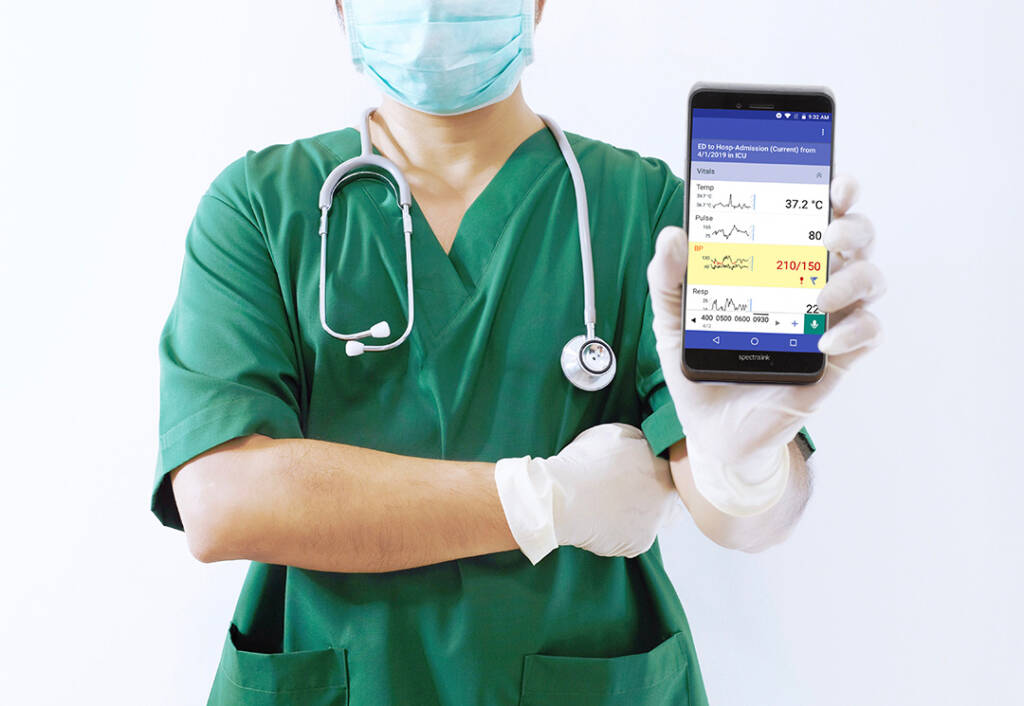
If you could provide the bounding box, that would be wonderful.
[153,1,885,704]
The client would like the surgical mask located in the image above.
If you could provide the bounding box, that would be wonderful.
[341,0,536,116]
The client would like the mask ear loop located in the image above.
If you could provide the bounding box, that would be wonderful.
[522,0,537,64]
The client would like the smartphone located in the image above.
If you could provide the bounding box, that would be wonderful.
[683,83,835,383]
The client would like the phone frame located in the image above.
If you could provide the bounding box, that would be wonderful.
[683,82,836,384]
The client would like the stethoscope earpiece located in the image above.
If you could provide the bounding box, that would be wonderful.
[318,107,615,391]
[344,321,390,357]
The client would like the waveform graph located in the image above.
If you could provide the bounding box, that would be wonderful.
[690,180,832,245]
[709,223,753,240]
[703,253,753,272]
[685,283,823,334]
[693,210,758,242]
[702,296,751,312]
[693,185,755,211]
[709,194,754,209]
[691,180,829,217]
[687,242,828,288]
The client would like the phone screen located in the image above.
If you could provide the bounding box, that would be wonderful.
[685,108,833,357]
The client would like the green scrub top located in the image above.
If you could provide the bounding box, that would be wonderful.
[154,124,815,705]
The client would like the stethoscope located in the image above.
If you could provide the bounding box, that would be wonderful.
[317,107,616,392]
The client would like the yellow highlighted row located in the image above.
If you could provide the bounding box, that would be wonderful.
[687,242,828,288]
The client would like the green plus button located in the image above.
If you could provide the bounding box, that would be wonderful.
[804,313,826,335]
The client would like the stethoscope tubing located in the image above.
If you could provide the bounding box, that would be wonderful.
[316,106,615,389]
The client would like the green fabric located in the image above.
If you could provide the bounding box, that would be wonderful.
[154,125,726,705]
[641,386,685,458]
[210,622,349,705]
[799,425,816,453]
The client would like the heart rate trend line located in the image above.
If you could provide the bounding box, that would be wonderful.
[710,225,752,240]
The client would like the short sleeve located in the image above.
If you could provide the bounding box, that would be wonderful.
[634,176,817,460]
[152,157,304,531]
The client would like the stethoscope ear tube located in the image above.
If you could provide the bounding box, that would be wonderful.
[319,154,413,211]
[318,158,415,354]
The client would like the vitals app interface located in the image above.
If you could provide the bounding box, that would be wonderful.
[686,108,832,353]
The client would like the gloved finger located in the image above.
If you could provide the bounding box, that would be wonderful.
[646,227,693,401]
[821,334,882,378]
[775,309,881,411]
[828,250,848,276]
[624,533,658,558]
[819,298,859,328]
[570,422,643,445]
[818,289,880,337]
[608,422,645,440]
[808,331,883,398]
[825,251,866,282]
[830,174,859,217]
[816,260,887,312]
[661,496,687,529]
[824,213,875,259]
[817,307,883,355]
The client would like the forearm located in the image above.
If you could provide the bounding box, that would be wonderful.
[668,437,812,552]
[171,434,517,572]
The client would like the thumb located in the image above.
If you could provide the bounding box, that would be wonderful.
[646,226,689,336]
[646,226,696,415]
[662,495,687,530]
[648,226,688,298]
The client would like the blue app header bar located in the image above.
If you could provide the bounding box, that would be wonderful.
[692,117,832,143]
[690,139,831,166]
[691,108,833,166]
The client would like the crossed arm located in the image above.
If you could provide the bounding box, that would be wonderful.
[171,431,811,572]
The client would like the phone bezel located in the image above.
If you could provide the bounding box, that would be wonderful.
[683,83,836,384]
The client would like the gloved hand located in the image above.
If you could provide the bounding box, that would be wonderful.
[646,174,885,517]
[495,423,683,564]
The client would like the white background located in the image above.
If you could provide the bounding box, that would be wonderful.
[1,1,1021,704]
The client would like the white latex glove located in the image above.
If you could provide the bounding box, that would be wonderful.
[495,423,684,564]
[646,174,885,517]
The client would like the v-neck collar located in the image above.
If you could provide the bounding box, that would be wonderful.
[369,125,561,346]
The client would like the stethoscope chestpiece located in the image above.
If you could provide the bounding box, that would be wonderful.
[560,334,616,391]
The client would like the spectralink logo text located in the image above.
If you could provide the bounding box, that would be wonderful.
[738,354,770,361]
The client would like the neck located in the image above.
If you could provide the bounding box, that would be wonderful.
[367,86,545,189]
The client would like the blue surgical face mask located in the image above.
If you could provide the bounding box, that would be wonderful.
[341,0,536,116]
